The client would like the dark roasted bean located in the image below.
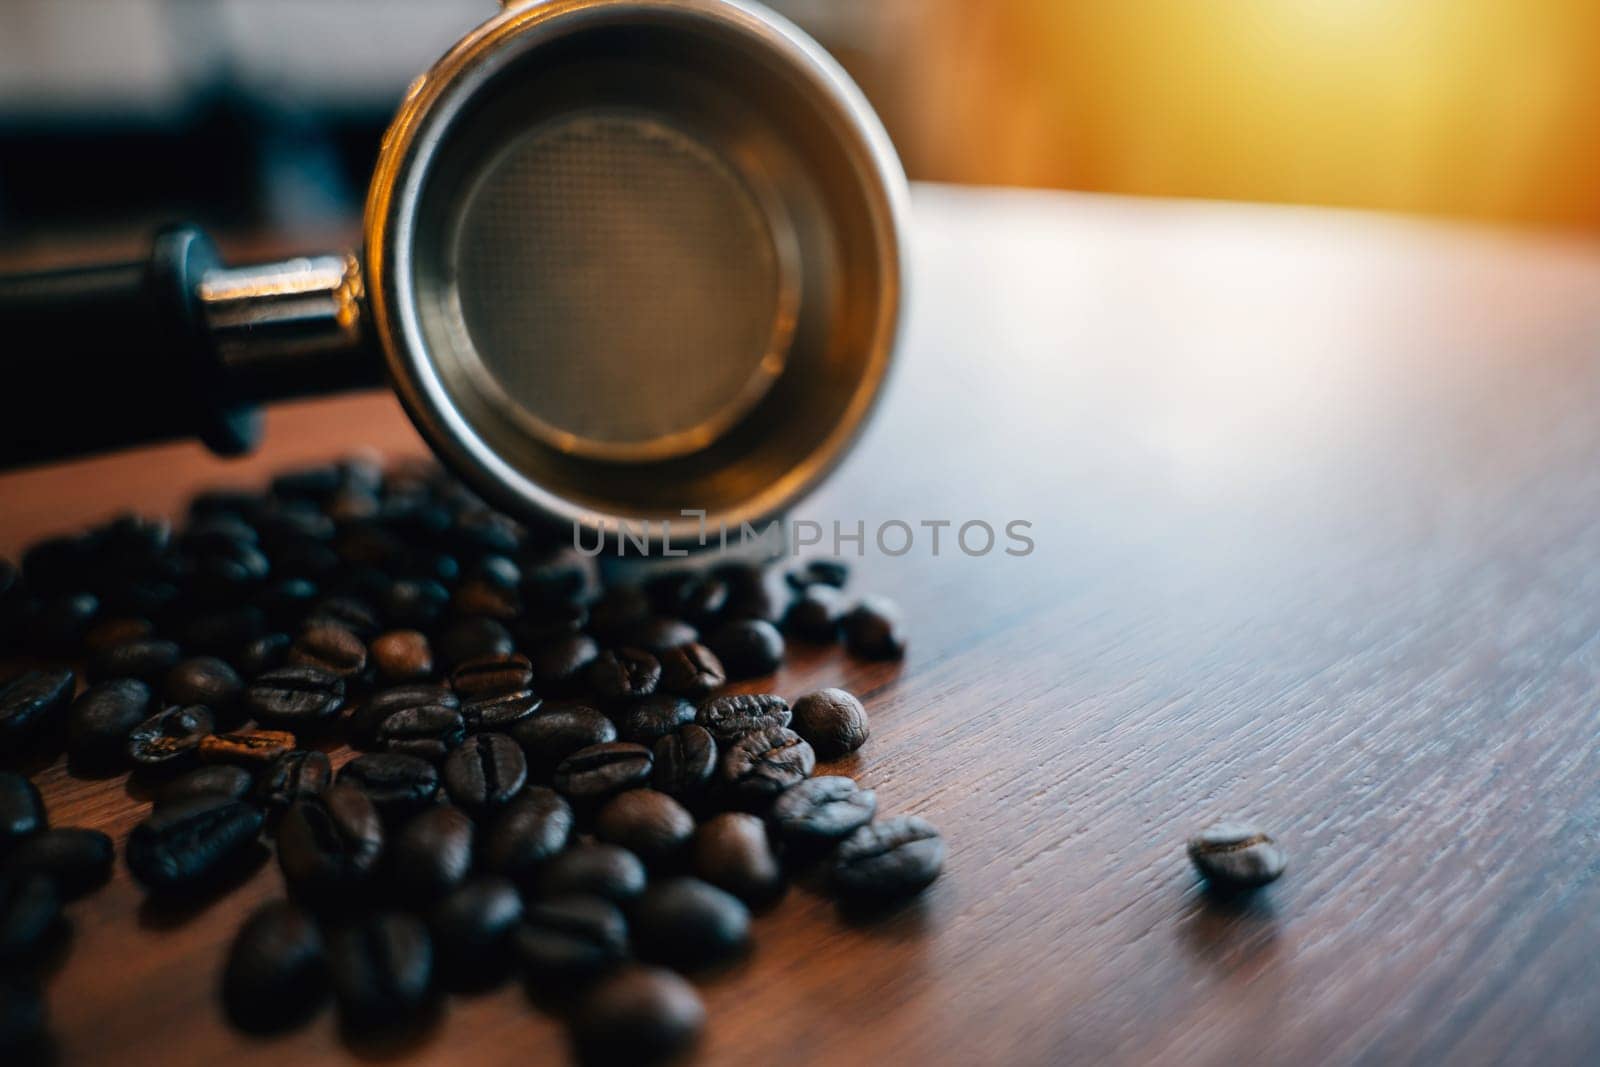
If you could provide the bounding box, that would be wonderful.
[771,776,876,846]
[127,705,215,772]
[222,900,328,1033]
[7,828,114,898]
[695,693,789,744]
[1187,822,1286,891]
[256,750,332,809]
[785,558,849,591]
[572,966,705,1065]
[236,633,291,678]
[183,605,267,659]
[164,656,243,712]
[651,725,717,802]
[125,796,264,895]
[31,592,99,654]
[82,616,154,655]
[719,727,814,808]
[377,705,466,762]
[434,616,514,669]
[287,623,367,678]
[553,743,653,801]
[200,729,297,769]
[368,630,434,685]
[337,753,439,821]
[594,790,694,867]
[0,668,75,747]
[452,577,521,620]
[430,877,523,987]
[382,579,449,630]
[586,647,661,703]
[615,695,695,747]
[531,633,598,689]
[841,595,908,660]
[587,584,651,643]
[244,666,345,726]
[0,873,61,960]
[832,815,945,902]
[512,703,616,776]
[442,733,527,814]
[66,679,154,768]
[390,805,474,903]
[0,774,46,857]
[691,813,784,906]
[327,912,433,1032]
[87,638,181,686]
[460,688,541,733]
[646,572,728,626]
[716,563,781,622]
[277,786,384,899]
[783,584,846,643]
[514,895,628,985]
[258,577,320,629]
[450,653,533,700]
[790,688,870,759]
[536,844,647,904]
[631,877,750,969]
[656,643,725,699]
[349,684,458,747]
[514,600,587,645]
[159,765,256,809]
[302,596,380,641]
[706,618,785,679]
[623,617,698,656]
[481,787,573,884]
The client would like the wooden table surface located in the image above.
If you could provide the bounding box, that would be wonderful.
[6,185,1600,1066]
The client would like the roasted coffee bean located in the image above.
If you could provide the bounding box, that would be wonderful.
[368,630,433,685]
[301,596,380,641]
[531,633,599,690]
[655,643,725,700]
[66,679,154,767]
[623,617,698,656]
[258,577,320,629]
[32,592,99,654]
[842,595,908,660]
[382,579,450,630]
[572,966,705,1065]
[237,633,291,678]
[0,668,75,746]
[554,743,654,801]
[7,828,114,898]
[771,776,876,846]
[481,787,573,884]
[127,705,215,771]
[390,805,474,902]
[716,562,781,622]
[615,695,695,747]
[0,873,61,960]
[631,877,750,969]
[536,843,647,904]
[87,638,181,686]
[256,750,332,809]
[1186,822,1286,892]
[200,729,297,769]
[785,558,849,591]
[337,753,439,820]
[452,577,521,621]
[272,463,342,499]
[512,703,616,776]
[277,786,384,899]
[695,693,790,744]
[651,726,717,802]
[594,790,694,866]
[450,652,533,700]
[183,605,267,659]
[790,688,870,759]
[430,877,523,987]
[125,796,265,895]
[719,727,815,807]
[783,584,846,643]
[159,765,256,809]
[327,911,433,1032]
[349,684,458,747]
[832,815,945,903]
[460,688,541,733]
[515,600,587,646]
[442,733,527,814]
[434,616,514,669]
[588,584,652,643]
[514,895,628,985]
[244,666,345,726]
[377,705,466,762]
[287,623,367,678]
[222,900,328,1033]
[587,647,661,703]
[692,813,783,906]
[0,774,46,857]
[164,656,243,712]
[646,572,728,626]
[706,618,785,679]
[82,616,154,655]
[0,979,47,1056]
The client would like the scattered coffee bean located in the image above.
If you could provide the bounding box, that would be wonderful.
[390,805,474,903]
[531,633,599,690]
[237,633,291,678]
[66,679,154,768]
[433,616,514,670]
[125,796,265,895]
[450,652,533,699]
[287,623,368,678]
[514,895,628,986]
[86,638,181,686]
[695,693,790,744]
[553,743,654,801]
[222,900,328,1033]
[536,843,648,904]
[200,729,297,769]
[0,873,61,961]
[587,647,661,703]
[481,787,574,885]
[277,786,384,899]
[32,592,100,655]
[82,616,153,656]
[656,642,726,699]
[349,683,457,747]
[783,584,846,642]
[571,966,705,1065]
[256,750,332,809]
[442,733,527,814]
[164,656,243,712]
[692,813,784,906]
[706,618,785,679]
[244,666,345,726]
[832,815,945,903]
[594,789,695,866]
[0,774,46,857]
[127,705,215,772]
[615,695,696,746]
[159,765,256,809]
[1186,822,1286,891]
[368,629,434,685]
[624,616,698,655]
[327,911,433,1032]
[716,563,781,622]
[790,688,870,759]
[588,585,652,643]
[842,595,908,660]
[377,704,466,762]
[719,727,815,807]
[651,725,718,802]
[459,688,541,733]
[7,828,114,898]
[771,776,877,846]
[631,877,750,969]
[0,668,75,746]
[430,876,523,987]
[512,703,616,776]
[337,753,440,821]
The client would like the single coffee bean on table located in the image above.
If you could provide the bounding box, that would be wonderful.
[429,876,524,988]
[199,729,297,769]
[1186,821,1286,892]
[631,877,751,970]
[276,786,385,900]
[771,776,877,847]
[593,789,695,867]
[125,796,265,895]
[832,815,945,903]
[390,805,476,903]
[127,705,216,772]
[244,666,345,726]
[655,642,726,699]
[0,774,47,856]
[695,692,790,744]
[719,726,816,808]
[368,629,434,685]
[615,695,696,747]
[256,750,332,810]
[66,679,154,768]
[514,894,629,986]
[377,704,467,762]
[86,638,181,686]
[651,725,718,802]
[7,828,114,899]
[442,732,527,814]
[571,965,706,1065]
[326,911,434,1033]
[790,688,871,759]
[706,618,786,679]
[481,787,574,885]
[222,900,329,1033]
[535,843,648,904]
[164,656,243,712]
[0,873,61,961]
[160,765,256,809]
[841,595,909,660]
[337,753,440,821]
[553,742,654,802]
[511,703,616,776]
[586,647,661,703]
[782,584,846,643]
[691,812,784,907]
[0,668,75,746]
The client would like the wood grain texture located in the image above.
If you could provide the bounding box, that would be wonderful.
[5,185,1600,1065]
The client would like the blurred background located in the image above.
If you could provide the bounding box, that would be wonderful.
[4,0,1600,250]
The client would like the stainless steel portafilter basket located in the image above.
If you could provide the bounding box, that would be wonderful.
[0,0,908,552]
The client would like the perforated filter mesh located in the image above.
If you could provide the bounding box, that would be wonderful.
[448,111,789,460]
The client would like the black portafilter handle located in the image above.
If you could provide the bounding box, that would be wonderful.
[0,224,385,470]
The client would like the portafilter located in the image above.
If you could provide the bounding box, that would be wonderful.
[0,0,907,551]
